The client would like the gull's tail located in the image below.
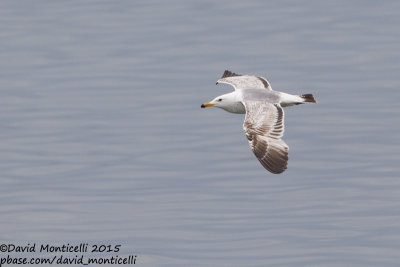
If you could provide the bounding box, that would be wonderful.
[301,94,317,103]
[279,92,317,107]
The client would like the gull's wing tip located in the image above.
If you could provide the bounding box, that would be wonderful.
[221,70,241,79]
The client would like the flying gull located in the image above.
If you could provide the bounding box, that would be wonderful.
[201,70,316,174]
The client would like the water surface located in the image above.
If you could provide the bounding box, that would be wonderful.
[0,1,399,266]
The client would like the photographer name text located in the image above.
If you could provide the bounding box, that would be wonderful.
[2,243,120,253]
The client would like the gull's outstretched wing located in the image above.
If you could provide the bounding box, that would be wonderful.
[243,101,288,174]
[216,70,272,91]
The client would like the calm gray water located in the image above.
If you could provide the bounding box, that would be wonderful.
[1,1,399,266]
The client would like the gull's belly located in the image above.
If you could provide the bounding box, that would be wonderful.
[225,102,246,114]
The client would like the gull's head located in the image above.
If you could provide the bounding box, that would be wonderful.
[201,93,228,109]
[201,92,241,113]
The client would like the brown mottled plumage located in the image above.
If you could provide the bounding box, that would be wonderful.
[201,70,316,174]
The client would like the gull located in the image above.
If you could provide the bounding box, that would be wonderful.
[201,70,316,174]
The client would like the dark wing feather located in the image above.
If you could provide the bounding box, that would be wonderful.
[257,76,271,88]
[217,70,272,90]
[220,70,241,78]
[243,101,288,174]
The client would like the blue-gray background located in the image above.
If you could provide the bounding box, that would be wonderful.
[1,1,399,266]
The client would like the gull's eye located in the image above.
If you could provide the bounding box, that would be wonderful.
[218,98,222,102]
